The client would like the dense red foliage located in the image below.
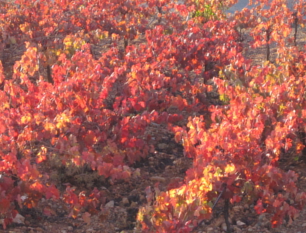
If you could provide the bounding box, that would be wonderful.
[0,0,305,232]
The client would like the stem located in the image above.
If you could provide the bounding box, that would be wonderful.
[46,64,53,84]
[192,183,227,232]
[124,37,128,50]
[293,12,298,46]
[266,27,270,61]
[224,198,232,233]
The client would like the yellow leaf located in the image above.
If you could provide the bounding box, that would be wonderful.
[37,146,47,163]
[225,163,235,174]
[44,120,57,135]
[131,72,137,79]
[55,112,71,129]
[21,114,31,124]
[296,142,305,154]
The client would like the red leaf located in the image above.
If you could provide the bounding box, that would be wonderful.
[45,185,60,200]
[254,200,266,214]
[84,130,96,145]
[98,163,114,178]
[0,120,6,134]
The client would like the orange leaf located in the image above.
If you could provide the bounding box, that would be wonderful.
[30,182,44,192]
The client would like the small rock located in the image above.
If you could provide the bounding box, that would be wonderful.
[12,213,25,224]
[233,225,242,232]
[236,220,246,226]
[130,201,138,207]
[173,158,182,165]
[122,197,129,206]
[20,195,28,201]
[61,230,67,233]
[302,222,306,227]
[258,213,268,221]
[221,222,227,231]
[67,226,73,231]
[151,176,166,182]
[206,227,214,233]
[214,217,225,227]
[157,143,168,150]
[233,205,243,213]
[105,200,114,208]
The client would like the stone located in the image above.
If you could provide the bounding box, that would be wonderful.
[150,176,166,182]
[221,222,227,231]
[130,201,138,207]
[214,217,225,227]
[12,213,25,224]
[233,205,243,213]
[105,200,114,208]
[236,220,246,226]
[233,225,242,232]
[121,197,129,206]
[157,143,168,150]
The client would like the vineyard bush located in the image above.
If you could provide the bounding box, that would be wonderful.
[0,0,305,232]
